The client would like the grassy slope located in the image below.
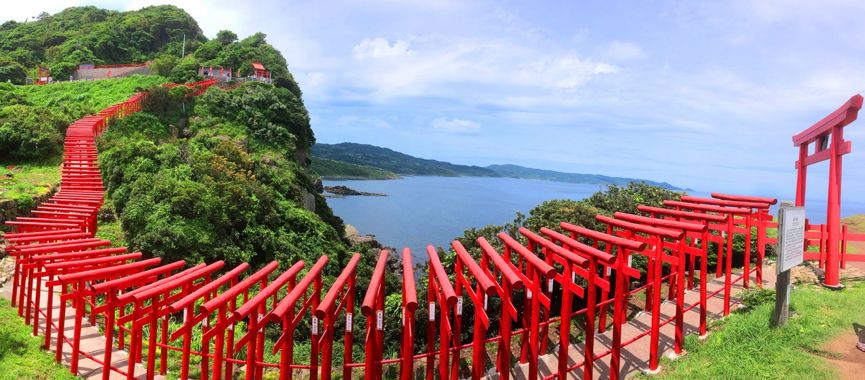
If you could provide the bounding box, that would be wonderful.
[842,214,865,231]
[842,214,864,253]
[0,158,61,206]
[95,218,126,248]
[640,282,865,379]
[16,75,167,117]
[0,299,80,379]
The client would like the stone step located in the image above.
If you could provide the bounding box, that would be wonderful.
[1,278,161,380]
[499,267,773,379]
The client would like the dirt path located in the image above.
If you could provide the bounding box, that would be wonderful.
[820,322,865,380]
[818,217,865,378]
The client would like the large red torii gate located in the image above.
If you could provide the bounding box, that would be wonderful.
[793,94,863,288]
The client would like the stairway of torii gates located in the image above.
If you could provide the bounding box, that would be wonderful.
[2,84,864,379]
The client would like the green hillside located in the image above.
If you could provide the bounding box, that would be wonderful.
[0,5,205,81]
[0,5,303,95]
[487,164,680,189]
[312,142,500,177]
[312,142,680,188]
[311,157,399,179]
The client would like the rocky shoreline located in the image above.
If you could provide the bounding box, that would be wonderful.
[324,185,386,197]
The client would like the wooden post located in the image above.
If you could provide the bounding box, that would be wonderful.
[771,270,791,327]
[772,201,804,327]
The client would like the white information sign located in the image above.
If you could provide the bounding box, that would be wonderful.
[777,207,806,273]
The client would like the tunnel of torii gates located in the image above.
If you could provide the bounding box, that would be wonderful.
[2,82,864,380]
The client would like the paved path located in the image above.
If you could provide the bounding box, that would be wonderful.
[502,266,772,379]
[0,279,160,380]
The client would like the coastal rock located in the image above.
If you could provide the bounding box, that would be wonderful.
[344,224,381,248]
[301,190,317,212]
[324,185,386,197]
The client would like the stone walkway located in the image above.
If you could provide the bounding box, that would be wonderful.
[0,278,160,380]
[502,266,772,380]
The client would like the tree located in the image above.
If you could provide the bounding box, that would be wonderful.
[168,55,201,82]
[0,58,26,84]
[216,30,237,45]
[149,54,178,76]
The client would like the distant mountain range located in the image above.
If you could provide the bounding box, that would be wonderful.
[312,142,497,177]
[311,142,681,190]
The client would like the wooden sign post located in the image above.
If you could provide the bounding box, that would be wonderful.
[772,201,806,327]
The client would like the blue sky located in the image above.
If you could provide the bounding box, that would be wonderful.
[11,1,865,201]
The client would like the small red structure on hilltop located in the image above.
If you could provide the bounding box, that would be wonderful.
[250,61,271,83]
[36,66,52,85]
[199,61,272,84]
[198,66,233,81]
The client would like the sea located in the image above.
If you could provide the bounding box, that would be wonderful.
[323,176,865,261]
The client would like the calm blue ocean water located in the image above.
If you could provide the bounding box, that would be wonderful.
[324,177,865,260]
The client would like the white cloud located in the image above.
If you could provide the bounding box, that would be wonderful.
[602,41,645,61]
[353,38,412,60]
[343,38,620,101]
[430,118,480,134]
[520,53,618,90]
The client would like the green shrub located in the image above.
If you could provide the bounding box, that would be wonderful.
[195,82,313,150]
[587,182,683,215]
[739,287,775,311]
[0,105,66,159]
[0,57,27,84]
[168,55,202,83]
[150,54,179,77]
[0,82,28,107]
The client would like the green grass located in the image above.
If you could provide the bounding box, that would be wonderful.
[639,282,865,379]
[0,158,61,210]
[95,217,126,248]
[842,214,865,232]
[15,75,168,120]
[842,214,864,254]
[0,298,80,379]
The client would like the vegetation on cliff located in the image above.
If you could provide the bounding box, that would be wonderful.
[98,83,347,269]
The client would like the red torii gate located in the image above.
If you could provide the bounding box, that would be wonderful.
[793,94,863,288]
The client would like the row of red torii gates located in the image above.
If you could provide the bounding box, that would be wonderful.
[2,83,864,379]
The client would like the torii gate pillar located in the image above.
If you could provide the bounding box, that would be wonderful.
[793,94,862,288]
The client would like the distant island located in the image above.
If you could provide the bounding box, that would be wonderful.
[312,142,681,190]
